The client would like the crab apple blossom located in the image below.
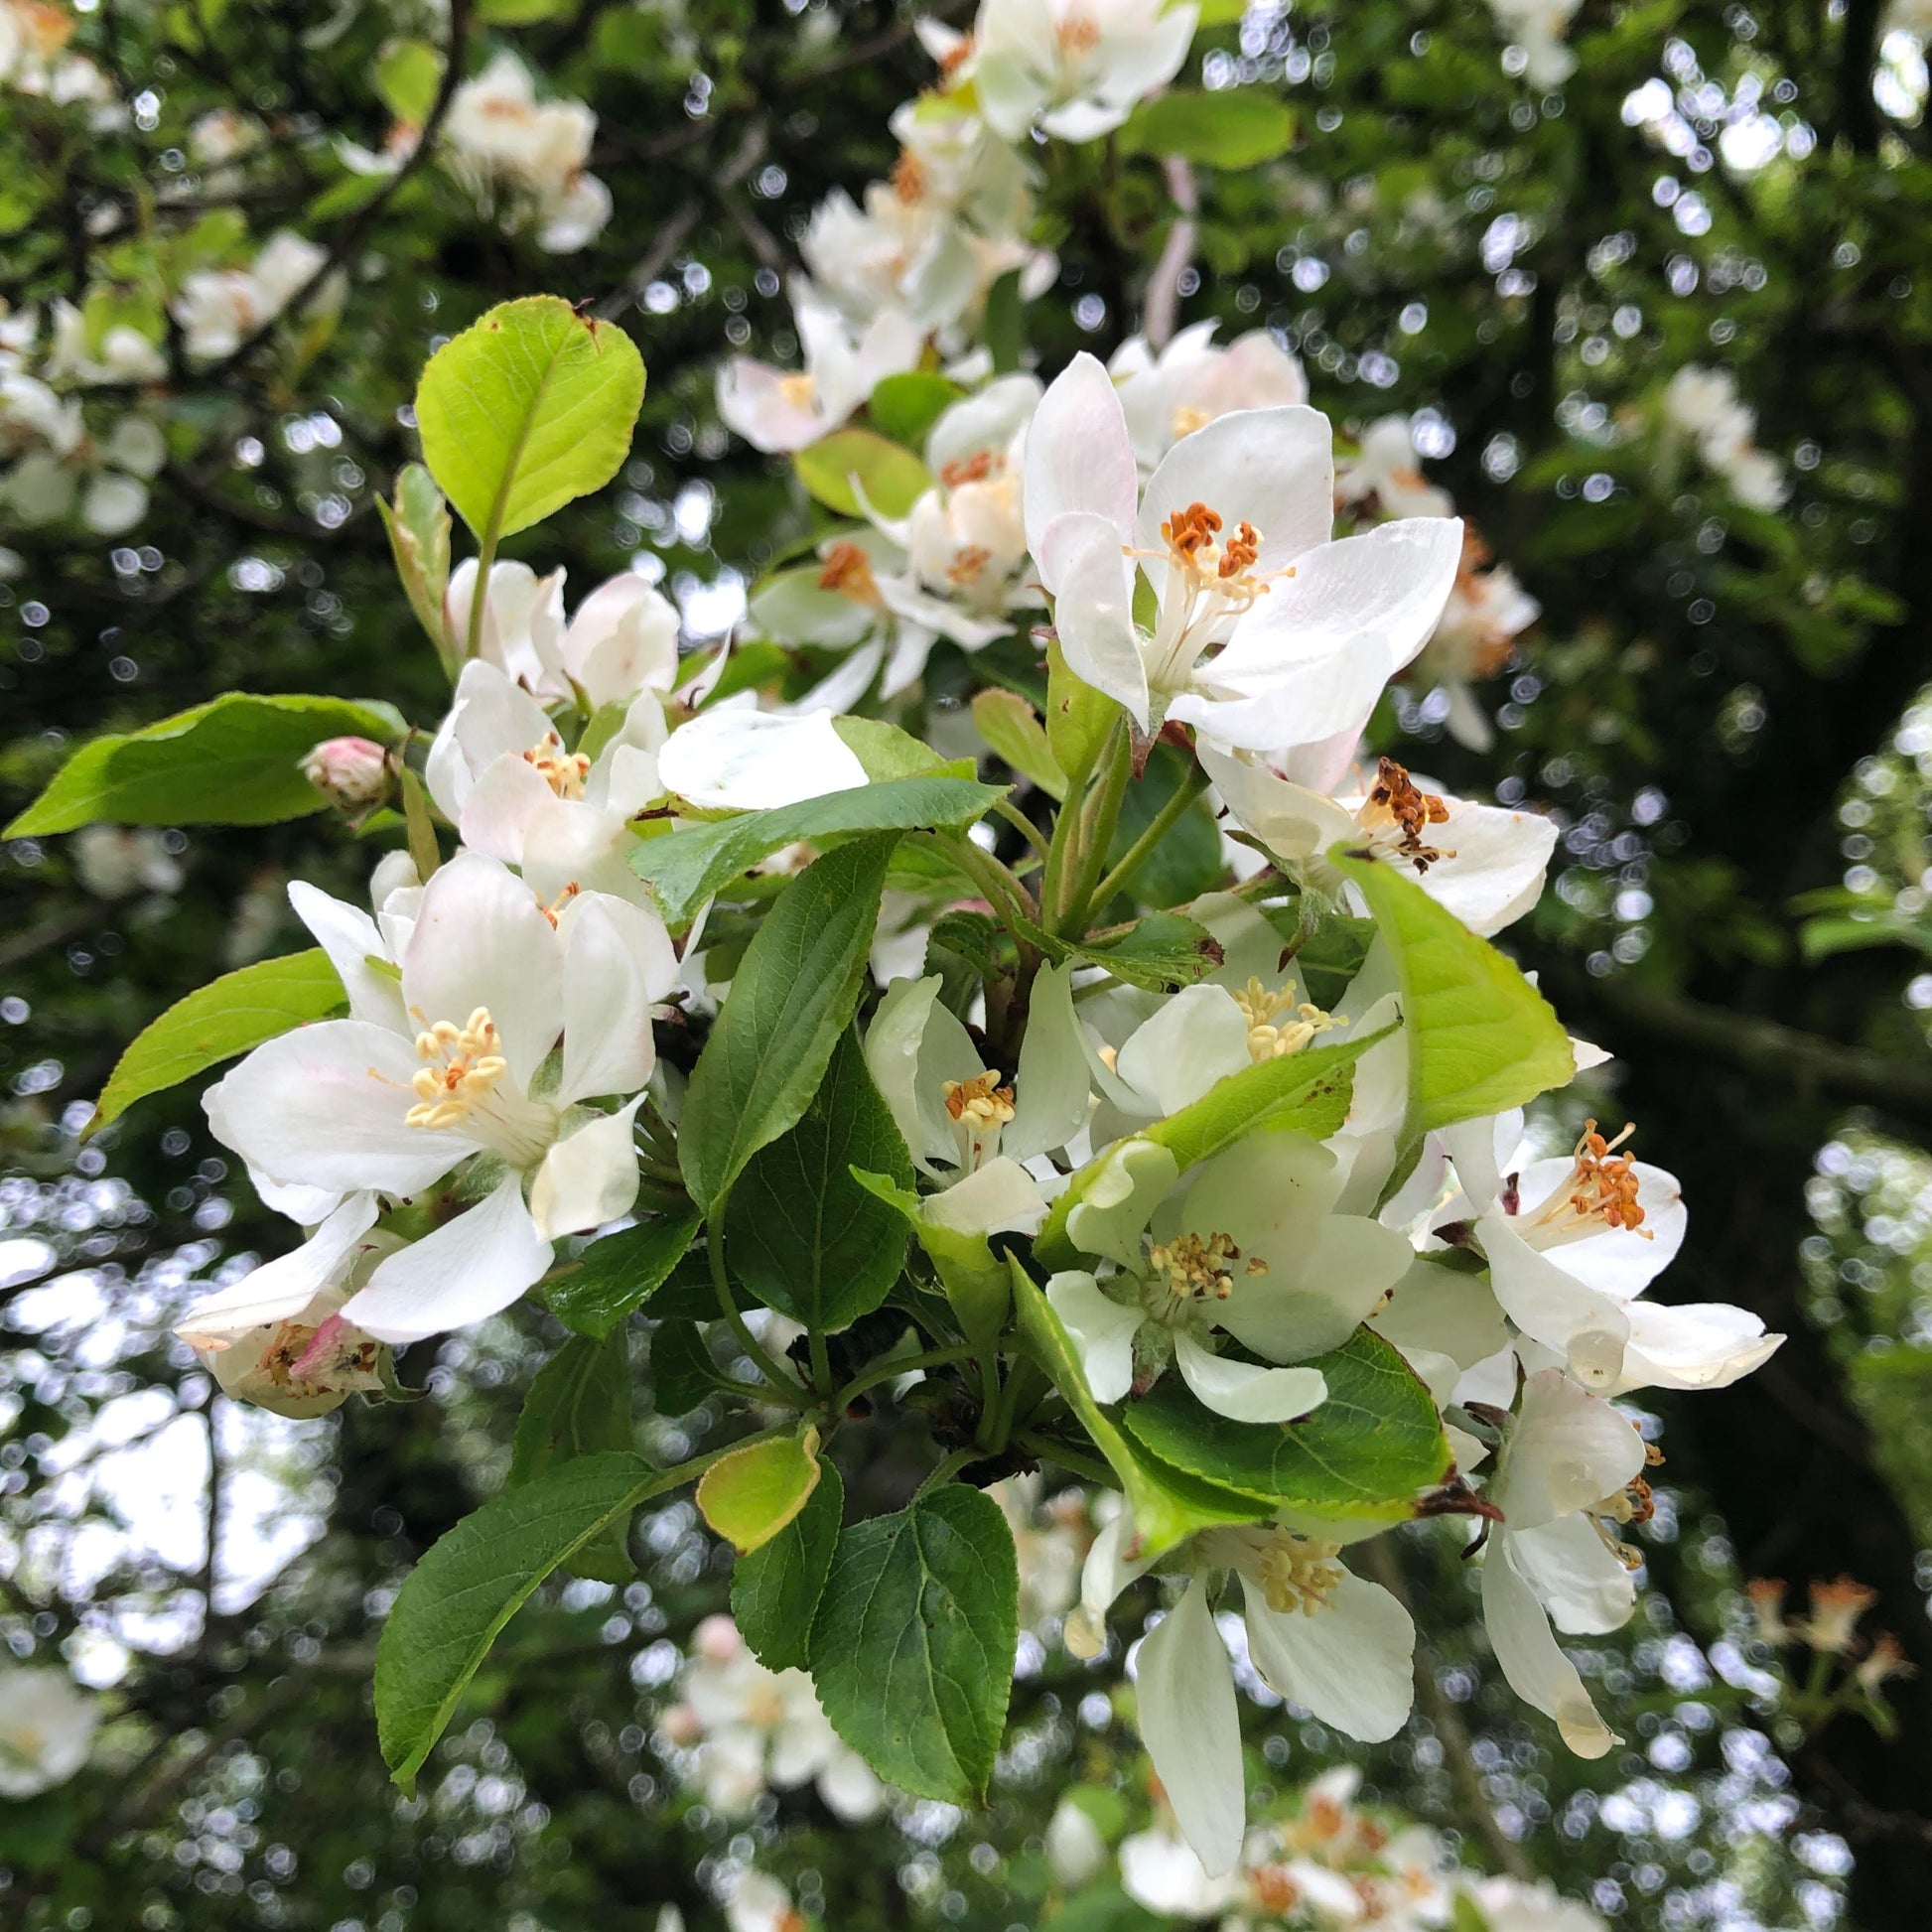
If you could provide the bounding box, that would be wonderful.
[1110,319,1311,471]
[0,1667,98,1799]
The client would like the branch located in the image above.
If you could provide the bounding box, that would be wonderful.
[1142,156,1198,351]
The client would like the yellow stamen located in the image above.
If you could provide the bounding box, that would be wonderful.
[1232,977,1343,1063]
[818,539,882,607]
[1146,1230,1241,1303]
[522,731,591,800]
[405,1007,508,1130]
[1357,757,1453,871]
[1257,1532,1343,1615]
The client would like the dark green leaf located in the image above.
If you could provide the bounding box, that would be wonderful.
[543,1208,703,1340]
[984,268,1025,374]
[734,1458,844,1672]
[508,1332,634,1582]
[648,1319,720,1416]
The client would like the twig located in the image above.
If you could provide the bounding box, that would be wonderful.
[1143,156,1199,350]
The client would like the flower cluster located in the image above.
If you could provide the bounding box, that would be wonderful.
[1659,364,1789,512]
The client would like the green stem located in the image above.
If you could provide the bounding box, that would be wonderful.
[1015,1430,1116,1487]
[1058,725,1132,936]
[400,768,442,881]
[1090,762,1211,910]
[831,1343,981,1414]
[808,1328,833,1400]
[915,1447,981,1497]
[706,1215,807,1409]
[1040,720,1112,932]
[917,831,1038,962]
[464,516,502,663]
[991,795,1051,864]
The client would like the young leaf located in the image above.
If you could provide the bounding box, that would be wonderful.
[725,1031,913,1332]
[376,463,453,666]
[808,1484,1018,1804]
[373,37,442,123]
[1023,910,1227,993]
[90,949,345,1132]
[1045,635,1120,781]
[1327,849,1573,1134]
[1119,1329,1451,1522]
[375,1451,665,1789]
[793,427,932,519]
[509,1330,634,1582]
[868,370,965,447]
[971,689,1067,798]
[733,1457,843,1672]
[697,1428,823,1554]
[414,295,645,543]
[1118,90,1297,169]
[833,716,977,782]
[542,1207,703,1340]
[6,693,404,837]
[678,836,897,1214]
[633,774,1004,926]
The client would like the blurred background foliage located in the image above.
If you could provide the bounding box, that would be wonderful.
[3,0,1932,1928]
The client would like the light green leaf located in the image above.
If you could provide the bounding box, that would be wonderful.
[726,1032,912,1332]
[697,1428,823,1555]
[1118,89,1297,169]
[1119,1329,1451,1523]
[869,370,965,448]
[374,37,442,123]
[508,1331,634,1582]
[542,1208,703,1340]
[376,1452,669,1788]
[1328,849,1573,1135]
[376,463,453,667]
[415,295,645,543]
[1045,635,1120,781]
[793,427,932,519]
[971,689,1066,798]
[7,693,404,837]
[808,1484,1017,1804]
[833,715,977,782]
[852,1169,1011,1345]
[477,0,564,18]
[678,837,897,1214]
[90,950,345,1132]
[633,775,1004,926]
[1025,910,1228,993]
[733,1457,843,1671]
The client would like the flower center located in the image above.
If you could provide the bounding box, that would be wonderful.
[943,1070,1015,1170]
[537,881,582,928]
[1355,758,1453,870]
[1137,499,1286,694]
[0,1721,47,1767]
[523,731,591,800]
[892,149,926,204]
[1144,1229,1258,1308]
[1256,1531,1343,1615]
[1516,1119,1651,1248]
[940,449,998,487]
[1233,978,1343,1063]
[1171,403,1211,442]
[1056,12,1102,54]
[819,539,883,608]
[407,1008,508,1130]
[778,371,817,410]
[945,543,992,587]
[744,1683,788,1729]
[1162,500,1264,593]
[1249,1867,1302,1915]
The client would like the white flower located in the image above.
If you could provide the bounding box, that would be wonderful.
[1069,1511,1415,1876]
[1046,1796,1111,1885]
[717,282,923,454]
[1110,321,1309,471]
[1485,0,1583,86]
[1047,1127,1413,1422]
[1449,1111,1782,1395]
[720,1869,805,1932]
[442,53,611,253]
[1408,539,1541,753]
[44,298,167,385]
[3,409,166,534]
[71,823,182,898]
[657,703,870,812]
[1200,740,1558,936]
[1477,1368,1648,1757]
[0,1666,98,1798]
[1337,415,1456,521]
[1024,353,1463,746]
[968,0,1199,145]
[1463,1873,1611,1932]
[996,1474,1096,1625]
[203,855,677,1344]
[172,230,332,361]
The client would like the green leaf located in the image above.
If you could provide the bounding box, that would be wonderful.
[6,693,404,837]
[477,0,564,18]
[1328,849,1573,1135]
[1009,1259,1266,1561]
[90,950,345,1131]
[697,1428,823,1554]
[678,837,897,1214]
[1118,89,1296,169]
[1285,910,1378,1009]
[415,295,645,543]
[543,1208,703,1340]
[808,1484,1018,1804]
[374,37,442,122]
[869,370,965,448]
[1035,1028,1386,1268]
[1030,910,1227,993]
[793,427,932,519]
[376,463,452,666]
[726,1031,913,1332]
[1045,634,1120,781]
[1103,749,1222,907]
[734,1457,843,1671]
[971,689,1066,798]
[833,716,977,782]
[649,1319,720,1416]
[985,269,1026,374]
[852,1169,1012,1344]
[508,1331,634,1582]
[1120,1329,1450,1523]
[634,775,1004,926]
[376,1452,668,1788]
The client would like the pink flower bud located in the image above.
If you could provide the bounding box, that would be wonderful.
[302,736,390,811]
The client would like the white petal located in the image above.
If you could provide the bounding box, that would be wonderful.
[288,881,405,1031]
[1481,1538,1617,1757]
[1040,509,1148,726]
[457,753,558,863]
[1119,1828,1235,1918]
[1240,1568,1415,1739]
[1023,351,1138,570]
[1139,405,1334,575]
[1495,1368,1648,1530]
[1479,1213,1633,1393]
[528,1100,643,1240]
[564,575,682,707]
[1046,1270,1142,1405]
[1509,1514,1638,1636]
[1174,1335,1326,1422]
[657,705,868,811]
[557,893,674,1105]
[342,1173,553,1344]
[1612,1301,1782,1396]
[1115,985,1251,1116]
[1511,1157,1686,1299]
[176,1193,379,1345]
[1065,1139,1180,1271]
[925,1156,1048,1238]
[864,975,984,1173]
[1399,797,1557,937]
[1007,962,1095,1162]
[1134,1581,1246,1877]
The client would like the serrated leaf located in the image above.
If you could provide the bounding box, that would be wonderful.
[793,427,931,519]
[972,689,1066,798]
[543,1208,703,1339]
[733,1457,843,1671]
[1119,1329,1450,1522]
[852,1169,1011,1343]
[869,370,965,447]
[697,1429,822,1554]
[1026,910,1226,992]
[509,1331,634,1582]
[415,295,645,543]
[91,950,345,1131]
[678,837,896,1213]
[808,1484,1017,1804]
[1118,89,1296,168]
[633,775,1004,926]
[1281,910,1377,1009]
[376,1452,667,1788]
[7,694,403,837]
[1328,848,1573,1136]
[726,1032,912,1332]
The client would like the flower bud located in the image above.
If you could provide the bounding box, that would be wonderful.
[302,735,390,812]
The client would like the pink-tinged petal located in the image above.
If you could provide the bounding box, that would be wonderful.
[1041,509,1148,726]
[1133,1582,1246,1877]
[176,1193,379,1346]
[1024,352,1138,568]
[1174,1336,1327,1423]
[1240,1568,1415,1739]
[519,797,657,910]
[400,853,564,1090]
[1139,405,1334,575]
[342,1173,553,1344]
[556,892,674,1105]
[457,753,557,864]
[424,656,555,821]
[717,358,824,454]
[1482,1536,1618,1757]
[288,882,405,1032]
[205,1022,472,1196]
[528,1099,643,1240]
